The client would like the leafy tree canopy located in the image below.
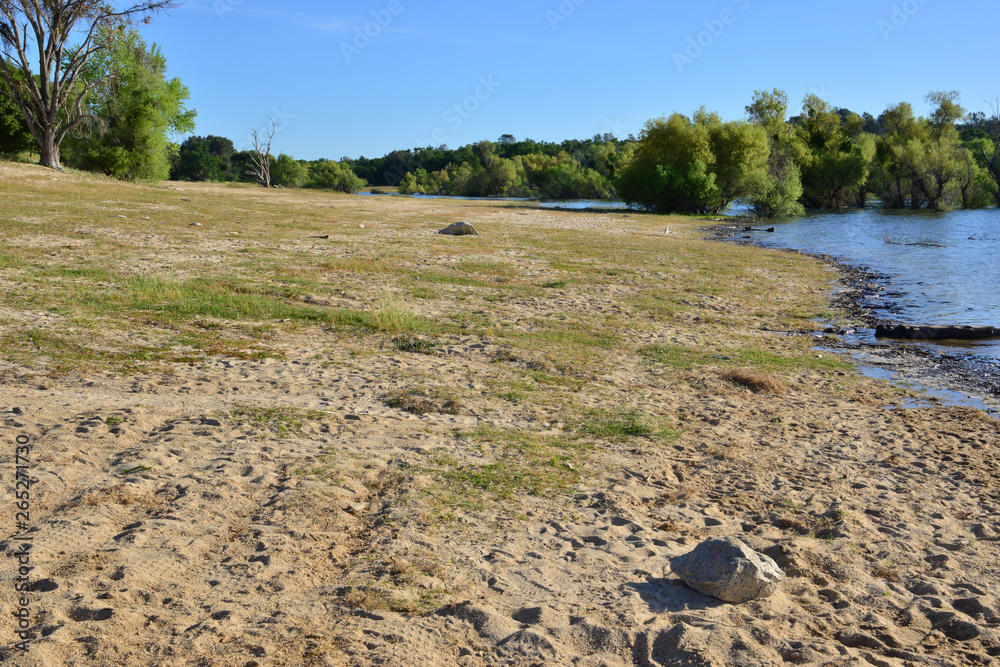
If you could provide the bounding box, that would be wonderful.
[64,26,195,181]
[0,0,182,169]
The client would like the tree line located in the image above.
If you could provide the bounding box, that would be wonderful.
[360,89,998,215]
[169,135,365,192]
[348,135,625,199]
[617,89,999,216]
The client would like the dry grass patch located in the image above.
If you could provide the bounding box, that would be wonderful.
[721,368,786,395]
[385,387,462,415]
[872,562,904,583]
[78,483,160,510]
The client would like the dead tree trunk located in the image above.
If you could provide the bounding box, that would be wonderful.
[247,117,275,188]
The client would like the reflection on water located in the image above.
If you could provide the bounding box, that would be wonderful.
[536,200,631,210]
[751,208,1000,360]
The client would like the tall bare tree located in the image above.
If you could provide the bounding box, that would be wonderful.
[246,116,274,188]
[0,0,181,170]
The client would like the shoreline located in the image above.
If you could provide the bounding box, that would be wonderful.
[708,222,1000,415]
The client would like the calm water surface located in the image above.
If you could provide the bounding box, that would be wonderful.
[748,208,1000,360]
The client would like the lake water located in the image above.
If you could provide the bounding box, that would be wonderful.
[536,199,631,210]
[745,207,1000,361]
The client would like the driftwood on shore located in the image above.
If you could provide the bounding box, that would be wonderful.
[875,324,1000,340]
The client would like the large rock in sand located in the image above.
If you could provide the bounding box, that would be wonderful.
[438,221,479,236]
[671,537,784,603]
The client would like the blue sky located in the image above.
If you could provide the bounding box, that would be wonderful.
[138,0,997,161]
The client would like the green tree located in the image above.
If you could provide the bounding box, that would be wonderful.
[955,145,994,209]
[890,92,970,211]
[590,141,621,178]
[230,149,257,183]
[926,90,965,139]
[746,88,790,139]
[615,112,720,214]
[793,95,871,209]
[447,162,476,194]
[706,115,770,212]
[851,133,878,207]
[173,135,234,181]
[64,27,195,180]
[869,102,921,208]
[616,109,771,214]
[0,0,180,169]
[970,99,1000,206]
[893,136,966,211]
[509,150,613,199]
[744,89,805,218]
[398,170,422,194]
[271,153,309,188]
[305,159,365,193]
[0,62,33,154]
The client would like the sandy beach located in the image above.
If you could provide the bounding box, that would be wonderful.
[2,161,1000,666]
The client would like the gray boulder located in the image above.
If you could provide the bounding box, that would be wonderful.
[438,221,479,236]
[671,537,784,603]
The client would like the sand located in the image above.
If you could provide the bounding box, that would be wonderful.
[2,165,1000,666]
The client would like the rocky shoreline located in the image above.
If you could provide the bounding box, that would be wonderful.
[710,223,1000,414]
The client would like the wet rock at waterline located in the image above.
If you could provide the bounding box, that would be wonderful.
[671,537,785,603]
[876,324,1000,341]
[438,221,480,236]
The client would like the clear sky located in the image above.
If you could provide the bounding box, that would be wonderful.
[138,0,998,161]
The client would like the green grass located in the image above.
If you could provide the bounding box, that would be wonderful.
[172,331,284,361]
[421,427,591,502]
[640,344,716,370]
[729,347,852,372]
[361,296,438,334]
[434,452,576,500]
[578,410,683,442]
[76,274,331,323]
[641,342,851,374]
[630,293,685,321]
[454,258,518,280]
[293,453,343,484]
[407,270,490,288]
[487,376,539,405]
[0,329,181,373]
[27,270,446,353]
[41,264,114,281]
[337,584,445,615]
